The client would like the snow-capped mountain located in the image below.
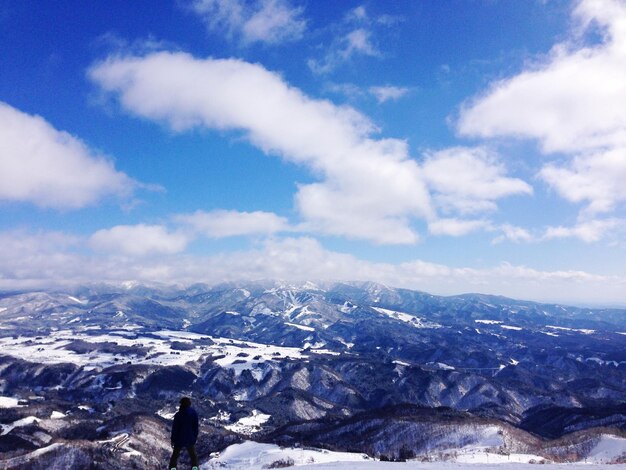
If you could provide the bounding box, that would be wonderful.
[0,281,624,468]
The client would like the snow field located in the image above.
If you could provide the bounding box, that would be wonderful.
[224,410,271,435]
[500,325,523,331]
[372,307,441,329]
[285,321,316,331]
[453,452,545,464]
[0,396,22,408]
[586,434,626,464]
[156,407,176,420]
[546,325,595,335]
[0,329,336,373]
[293,463,621,469]
[200,441,624,469]
[202,440,371,469]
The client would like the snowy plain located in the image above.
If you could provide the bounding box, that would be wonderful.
[200,441,625,470]
[0,329,337,373]
[280,464,622,470]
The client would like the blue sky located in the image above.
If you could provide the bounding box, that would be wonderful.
[2,0,626,305]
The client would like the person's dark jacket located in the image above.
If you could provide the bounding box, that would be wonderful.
[171,406,199,447]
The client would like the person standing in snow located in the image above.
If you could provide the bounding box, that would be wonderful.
[169,396,199,470]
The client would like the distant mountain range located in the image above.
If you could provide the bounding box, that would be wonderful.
[0,281,624,468]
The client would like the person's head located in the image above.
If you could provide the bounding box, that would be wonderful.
[179,397,192,409]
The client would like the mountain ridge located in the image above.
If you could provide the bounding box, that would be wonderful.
[0,281,624,467]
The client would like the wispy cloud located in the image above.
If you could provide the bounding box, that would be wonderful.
[307,5,393,74]
[175,209,291,237]
[422,147,533,215]
[190,0,306,45]
[325,82,410,104]
[369,85,410,103]
[0,101,135,209]
[308,28,379,74]
[540,149,626,215]
[427,218,488,237]
[492,224,534,244]
[543,218,623,243]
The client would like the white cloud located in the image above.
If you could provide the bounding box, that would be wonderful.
[458,0,626,218]
[421,147,533,215]
[543,218,621,243]
[90,224,189,256]
[0,230,86,289]
[492,224,534,244]
[176,209,290,237]
[89,51,433,244]
[0,101,135,209]
[90,54,533,244]
[540,149,626,214]
[295,181,421,244]
[369,85,410,103]
[0,230,79,263]
[458,0,626,154]
[190,0,306,45]
[428,218,488,237]
[2,231,626,305]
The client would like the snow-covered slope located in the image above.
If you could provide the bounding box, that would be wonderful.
[585,434,626,464]
[202,441,371,469]
[200,440,623,469]
[281,463,620,469]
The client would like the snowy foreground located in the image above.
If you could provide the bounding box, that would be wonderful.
[285,465,625,470]
[201,441,625,470]
[254,464,625,470]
